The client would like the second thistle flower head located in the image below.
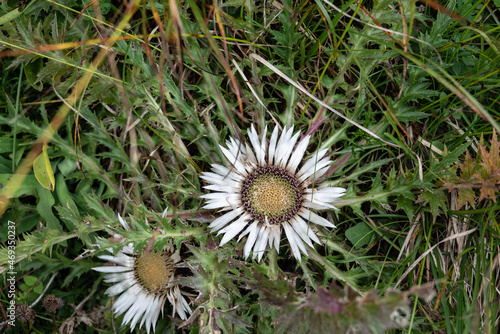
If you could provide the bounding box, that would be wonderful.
[93,243,192,333]
[201,124,345,262]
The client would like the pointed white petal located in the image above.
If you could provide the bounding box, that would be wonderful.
[290,219,314,247]
[200,172,241,188]
[299,209,336,228]
[226,138,248,166]
[303,165,330,183]
[298,157,332,183]
[273,225,282,251]
[129,293,153,330]
[248,124,264,165]
[227,137,245,156]
[239,221,260,259]
[179,293,192,319]
[276,131,300,168]
[96,254,132,267]
[118,213,130,230]
[258,125,268,165]
[204,183,239,192]
[161,207,169,218]
[268,126,279,165]
[303,196,337,210]
[166,285,191,321]
[211,163,230,175]
[173,292,187,320]
[105,277,135,296]
[210,164,245,182]
[245,142,257,165]
[305,187,346,203]
[139,295,161,330]
[102,272,132,283]
[294,216,321,244]
[147,296,165,332]
[202,202,227,210]
[266,224,282,253]
[93,266,131,273]
[286,135,310,173]
[220,145,248,176]
[113,284,142,315]
[219,214,251,246]
[202,192,241,209]
[274,126,294,167]
[201,192,238,200]
[146,299,162,333]
[171,285,191,320]
[123,295,146,324]
[288,223,308,255]
[297,149,328,178]
[209,208,243,231]
[254,226,270,261]
[121,244,135,254]
[282,222,303,261]
[167,290,178,319]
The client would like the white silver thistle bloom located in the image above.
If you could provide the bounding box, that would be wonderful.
[201,124,346,262]
[93,244,192,333]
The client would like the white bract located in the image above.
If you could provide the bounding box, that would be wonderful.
[201,125,345,262]
[93,244,191,333]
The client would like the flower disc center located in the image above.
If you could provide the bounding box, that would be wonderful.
[135,252,174,293]
[242,166,303,224]
[249,175,295,216]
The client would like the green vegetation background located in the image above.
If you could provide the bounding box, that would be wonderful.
[1,0,499,333]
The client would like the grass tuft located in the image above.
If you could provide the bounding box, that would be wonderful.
[1,0,499,332]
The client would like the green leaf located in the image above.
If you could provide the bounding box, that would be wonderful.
[365,172,389,213]
[343,182,363,216]
[0,174,37,198]
[269,12,301,64]
[57,158,77,177]
[345,222,374,249]
[24,57,44,91]
[221,0,246,7]
[0,7,22,26]
[434,142,471,170]
[33,143,55,191]
[55,173,79,215]
[24,275,38,286]
[34,282,44,294]
[0,138,14,154]
[62,259,96,288]
[342,158,394,183]
[457,187,476,210]
[418,190,447,220]
[36,183,62,231]
[396,195,415,220]
[395,109,430,122]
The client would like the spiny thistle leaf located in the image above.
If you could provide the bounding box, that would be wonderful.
[474,130,500,202]
[417,189,447,220]
[446,130,500,208]
[180,245,251,333]
[245,273,435,334]
[0,229,76,271]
